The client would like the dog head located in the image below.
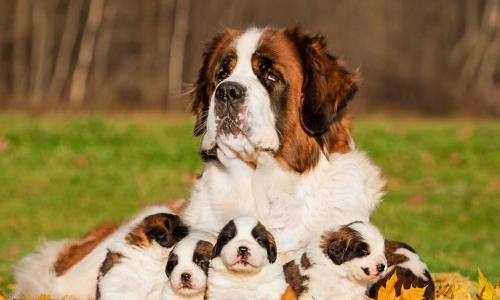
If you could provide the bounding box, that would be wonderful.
[125,213,189,248]
[212,217,277,274]
[320,221,386,282]
[166,238,213,296]
[192,27,357,172]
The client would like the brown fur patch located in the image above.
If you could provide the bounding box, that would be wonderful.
[125,213,188,248]
[193,240,213,275]
[54,222,119,276]
[385,239,410,266]
[300,252,313,269]
[257,28,354,173]
[320,225,361,256]
[99,250,124,277]
[283,260,309,296]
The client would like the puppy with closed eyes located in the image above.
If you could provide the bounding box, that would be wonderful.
[96,212,189,300]
[206,217,287,300]
[284,221,387,300]
[160,237,213,300]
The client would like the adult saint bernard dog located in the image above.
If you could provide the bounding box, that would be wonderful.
[13,27,385,299]
[182,27,384,260]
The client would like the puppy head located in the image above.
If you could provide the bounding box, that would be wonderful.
[126,213,189,248]
[320,221,386,283]
[212,217,277,274]
[166,238,213,296]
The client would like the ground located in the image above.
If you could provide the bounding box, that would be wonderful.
[0,113,498,294]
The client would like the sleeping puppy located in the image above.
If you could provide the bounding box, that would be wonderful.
[96,212,189,300]
[284,221,387,300]
[206,217,287,300]
[161,237,213,300]
[367,240,435,300]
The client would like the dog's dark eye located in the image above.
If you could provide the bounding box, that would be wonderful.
[266,73,279,83]
[197,259,207,267]
[255,236,267,247]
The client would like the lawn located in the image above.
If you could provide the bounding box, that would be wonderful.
[0,113,498,294]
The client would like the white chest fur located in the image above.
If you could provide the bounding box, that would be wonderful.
[206,258,287,300]
[183,150,384,258]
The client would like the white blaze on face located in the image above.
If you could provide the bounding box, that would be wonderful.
[169,238,208,296]
[201,28,280,160]
[220,217,269,274]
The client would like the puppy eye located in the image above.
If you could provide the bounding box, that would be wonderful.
[216,69,229,81]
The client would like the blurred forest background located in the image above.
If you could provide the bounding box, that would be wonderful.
[0,0,499,114]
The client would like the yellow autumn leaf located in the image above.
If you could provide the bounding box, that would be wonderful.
[376,272,399,299]
[399,284,426,300]
[477,269,499,300]
[0,294,6,300]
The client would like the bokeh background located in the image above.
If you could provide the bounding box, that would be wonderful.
[0,0,499,295]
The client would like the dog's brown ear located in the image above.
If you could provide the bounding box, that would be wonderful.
[192,30,236,136]
[285,28,358,136]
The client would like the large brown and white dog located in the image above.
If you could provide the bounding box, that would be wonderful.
[182,27,384,259]
[206,217,287,300]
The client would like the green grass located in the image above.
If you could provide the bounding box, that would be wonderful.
[0,113,498,294]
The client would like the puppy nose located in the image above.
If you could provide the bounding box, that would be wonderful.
[181,272,191,282]
[215,82,246,102]
[376,264,385,273]
[238,246,249,256]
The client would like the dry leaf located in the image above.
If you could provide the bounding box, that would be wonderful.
[477,269,499,300]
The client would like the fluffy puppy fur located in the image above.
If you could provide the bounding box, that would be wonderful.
[13,205,180,299]
[206,217,287,300]
[368,240,435,300]
[284,221,387,300]
[161,238,213,300]
[96,212,189,300]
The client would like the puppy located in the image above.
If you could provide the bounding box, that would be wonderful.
[284,221,387,300]
[367,240,435,300]
[206,217,287,300]
[160,237,213,300]
[96,212,189,300]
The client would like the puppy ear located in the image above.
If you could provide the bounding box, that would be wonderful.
[168,216,190,243]
[285,28,358,136]
[265,233,278,264]
[212,220,237,258]
[165,252,178,278]
[328,239,348,265]
[192,30,236,136]
[252,222,277,264]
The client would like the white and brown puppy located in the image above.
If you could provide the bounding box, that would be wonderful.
[206,217,287,300]
[160,238,213,300]
[284,221,387,300]
[182,27,385,260]
[96,212,189,300]
[368,240,435,300]
[14,205,182,299]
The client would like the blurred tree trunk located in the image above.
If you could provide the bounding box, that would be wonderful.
[451,0,500,90]
[91,0,118,102]
[31,0,57,107]
[140,0,157,105]
[48,0,84,105]
[13,0,31,104]
[152,0,175,105]
[168,0,190,108]
[69,0,105,107]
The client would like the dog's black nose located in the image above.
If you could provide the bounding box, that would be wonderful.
[376,264,385,273]
[215,81,246,102]
[181,272,191,282]
[238,246,249,256]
